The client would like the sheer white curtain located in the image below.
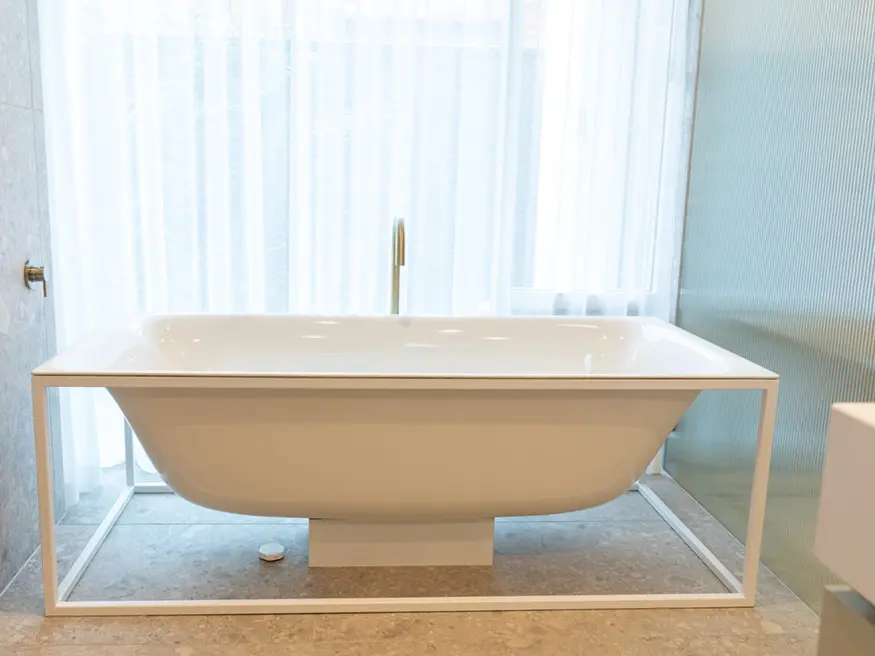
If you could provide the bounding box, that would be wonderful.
[38,0,696,500]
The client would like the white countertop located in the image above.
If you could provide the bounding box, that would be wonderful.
[816,403,875,605]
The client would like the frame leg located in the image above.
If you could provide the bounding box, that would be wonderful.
[58,487,134,602]
[124,420,135,488]
[638,483,742,594]
[32,379,59,615]
[742,382,779,603]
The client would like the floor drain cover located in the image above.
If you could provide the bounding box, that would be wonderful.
[258,543,285,562]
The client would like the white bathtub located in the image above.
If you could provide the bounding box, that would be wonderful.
[37,315,774,567]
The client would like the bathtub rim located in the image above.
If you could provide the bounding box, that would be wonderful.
[31,373,777,391]
[31,373,778,616]
[33,314,778,381]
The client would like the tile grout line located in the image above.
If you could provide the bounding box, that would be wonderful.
[0,543,42,601]
[0,99,33,111]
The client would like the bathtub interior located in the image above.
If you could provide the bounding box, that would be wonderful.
[38,315,775,379]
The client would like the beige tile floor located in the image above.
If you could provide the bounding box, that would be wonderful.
[0,475,820,655]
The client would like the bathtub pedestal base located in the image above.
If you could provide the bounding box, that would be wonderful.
[308,519,495,567]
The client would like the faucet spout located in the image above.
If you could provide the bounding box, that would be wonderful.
[391,218,406,314]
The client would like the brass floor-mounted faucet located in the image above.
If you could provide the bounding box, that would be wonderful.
[391,217,405,314]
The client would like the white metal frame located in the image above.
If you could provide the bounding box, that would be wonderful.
[32,373,777,616]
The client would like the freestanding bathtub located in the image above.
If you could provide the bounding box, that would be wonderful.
[36,315,775,568]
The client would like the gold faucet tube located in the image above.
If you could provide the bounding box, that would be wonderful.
[391,218,405,314]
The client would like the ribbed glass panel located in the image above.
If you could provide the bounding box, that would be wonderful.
[665,0,875,611]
